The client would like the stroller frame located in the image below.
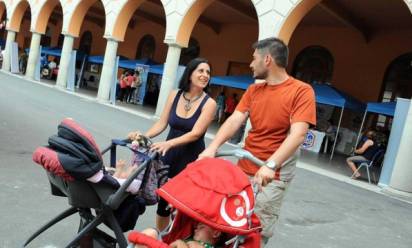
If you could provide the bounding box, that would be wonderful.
[23,139,156,248]
[128,149,265,248]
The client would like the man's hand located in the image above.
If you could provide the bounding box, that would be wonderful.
[253,166,275,191]
[197,147,217,160]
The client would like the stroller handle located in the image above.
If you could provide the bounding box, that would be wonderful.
[105,137,158,209]
[216,149,265,167]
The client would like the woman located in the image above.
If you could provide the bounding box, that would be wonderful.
[346,130,380,179]
[128,58,216,231]
[128,71,141,103]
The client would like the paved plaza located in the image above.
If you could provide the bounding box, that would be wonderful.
[1,73,411,248]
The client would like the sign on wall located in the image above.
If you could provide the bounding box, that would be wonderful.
[34,46,42,81]
[66,50,77,91]
[10,42,19,73]
[110,56,120,104]
[301,130,326,153]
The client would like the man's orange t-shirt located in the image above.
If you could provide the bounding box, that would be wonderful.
[236,77,316,179]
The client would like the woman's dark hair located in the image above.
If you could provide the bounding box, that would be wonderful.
[178,57,211,92]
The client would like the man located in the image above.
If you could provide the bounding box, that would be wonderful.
[19,51,28,74]
[223,93,237,122]
[48,59,57,79]
[199,37,316,246]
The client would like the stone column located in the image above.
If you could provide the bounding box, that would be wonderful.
[155,43,182,117]
[2,30,16,71]
[25,32,42,79]
[56,34,75,89]
[97,38,119,103]
[389,101,412,194]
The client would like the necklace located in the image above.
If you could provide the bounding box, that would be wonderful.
[182,92,203,112]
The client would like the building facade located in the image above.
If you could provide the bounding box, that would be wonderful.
[1,0,412,193]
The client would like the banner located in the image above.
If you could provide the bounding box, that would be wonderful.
[66,50,77,91]
[110,56,120,104]
[134,64,150,105]
[34,46,41,81]
[301,130,326,153]
[10,42,19,73]
[175,65,186,87]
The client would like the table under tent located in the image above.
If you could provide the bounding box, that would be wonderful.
[312,84,365,160]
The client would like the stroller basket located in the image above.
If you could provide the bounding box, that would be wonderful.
[23,119,159,248]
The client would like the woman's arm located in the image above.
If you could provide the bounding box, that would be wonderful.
[145,91,177,138]
[151,98,216,155]
[354,139,374,154]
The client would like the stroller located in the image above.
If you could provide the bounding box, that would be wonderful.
[128,150,265,248]
[23,118,167,248]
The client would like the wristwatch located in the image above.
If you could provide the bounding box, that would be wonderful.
[265,160,277,170]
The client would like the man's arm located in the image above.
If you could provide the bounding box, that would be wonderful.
[254,121,309,187]
[198,110,248,159]
[267,121,309,169]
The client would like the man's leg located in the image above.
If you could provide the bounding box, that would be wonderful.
[255,179,290,247]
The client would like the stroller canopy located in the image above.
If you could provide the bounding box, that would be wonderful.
[157,158,261,236]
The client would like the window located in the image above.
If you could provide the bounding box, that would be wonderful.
[179,38,200,65]
[79,31,93,55]
[379,53,412,128]
[57,34,64,48]
[135,34,156,59]
[292,46,334,85]
[40,26,52,47]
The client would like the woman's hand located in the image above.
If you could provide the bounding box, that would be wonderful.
[150,141,174,156]
[128,131,142,141]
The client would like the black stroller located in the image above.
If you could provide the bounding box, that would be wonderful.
[23,118,165,248]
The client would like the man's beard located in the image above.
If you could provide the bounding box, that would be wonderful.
[253,69,268,80]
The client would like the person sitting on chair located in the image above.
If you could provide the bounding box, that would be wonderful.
[346,130,380,179]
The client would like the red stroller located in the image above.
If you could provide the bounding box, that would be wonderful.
[129,150,265,248]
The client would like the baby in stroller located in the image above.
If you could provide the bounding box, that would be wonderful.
[128,157,262,248]
[136,222,223,248]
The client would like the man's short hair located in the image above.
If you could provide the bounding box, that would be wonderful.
[252,37,288,68]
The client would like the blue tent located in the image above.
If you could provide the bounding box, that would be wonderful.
[42,48,62,57]
[88,55,130,65]
[36,47,86,61]
[312,84,365,159]
[365,101,396,117]
[87,55,105,64]
[118,58,157,69]
[312,84,365,111]
[149,64,164,75]
[355,101,396,149]
[25,46,56,55]
[210,75,254,90]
